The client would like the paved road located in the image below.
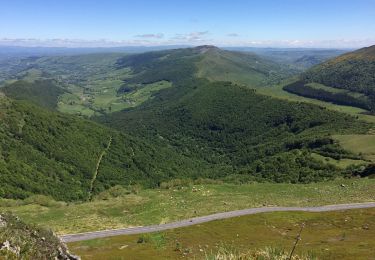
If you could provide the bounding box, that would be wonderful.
[61,202,375,242]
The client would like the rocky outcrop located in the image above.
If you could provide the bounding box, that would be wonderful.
[0,213,80,259]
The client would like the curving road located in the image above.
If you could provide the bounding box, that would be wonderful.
[61,202,375,242]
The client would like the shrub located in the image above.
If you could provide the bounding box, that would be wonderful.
[23,195,65,207]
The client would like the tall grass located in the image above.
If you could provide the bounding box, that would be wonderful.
[205,246,317,260]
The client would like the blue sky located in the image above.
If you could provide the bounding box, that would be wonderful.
[1,0,375,48]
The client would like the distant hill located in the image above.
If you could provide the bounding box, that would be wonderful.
[225,47,347,69]
[283,45,375,112]
[117,45,297,88]
[294,55,325,68]
[305,47,375,92]
[303,45,375,94]
[0,45,189,59]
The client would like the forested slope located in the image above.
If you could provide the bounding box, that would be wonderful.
[101,79,371,184]
[0,95,210,201]
[292,45,375,112]
[1,79,65,110]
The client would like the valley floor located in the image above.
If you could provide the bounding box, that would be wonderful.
[1,178,374,235]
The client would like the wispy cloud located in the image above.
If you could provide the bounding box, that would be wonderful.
[135,33,164,39]
[173,31,209,42]
[227,33,239,37]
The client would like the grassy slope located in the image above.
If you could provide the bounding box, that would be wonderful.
[310,153,367,169]
[334,134,375,162]
[1,178,374,234]
[196,47,296,87]
[68,208,375,260]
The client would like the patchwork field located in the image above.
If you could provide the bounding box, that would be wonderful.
[1,179,374,235]
[68,208,375,259]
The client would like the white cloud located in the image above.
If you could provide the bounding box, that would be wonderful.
[135,33,164,39]
[227,33,239,37]
[173,31,210,42]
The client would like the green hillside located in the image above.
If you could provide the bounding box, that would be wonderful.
[0,47,374,203]
[0,95,213,201]
[100,78,371,184]
[117,45,296,88]
[295,45,375,112]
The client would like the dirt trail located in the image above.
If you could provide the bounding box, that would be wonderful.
[88,136,112,200]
